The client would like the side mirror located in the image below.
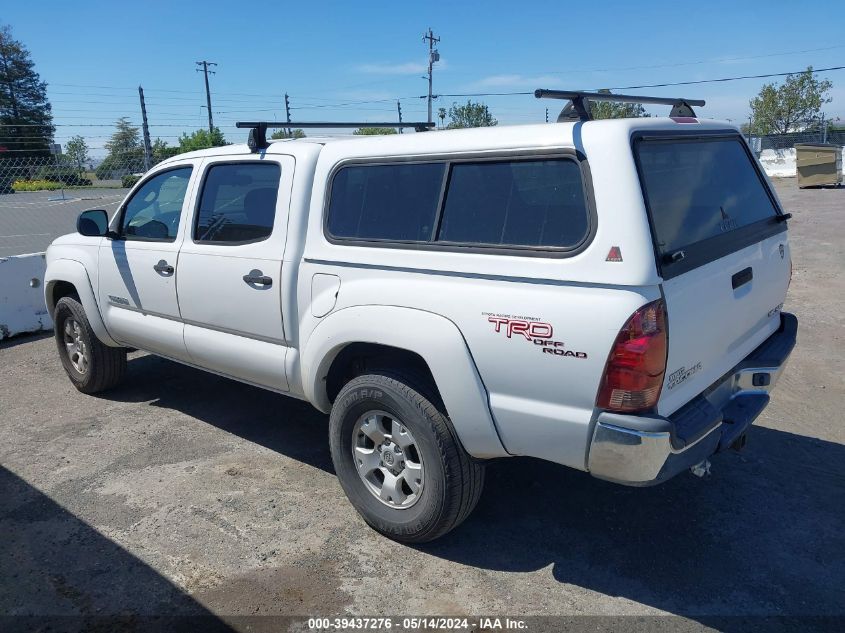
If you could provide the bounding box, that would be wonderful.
[77,209,109,237]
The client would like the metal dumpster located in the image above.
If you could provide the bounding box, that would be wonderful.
[795,143,842,188]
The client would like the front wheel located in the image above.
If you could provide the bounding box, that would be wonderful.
[329,373,485,543]
[54,296,127,393]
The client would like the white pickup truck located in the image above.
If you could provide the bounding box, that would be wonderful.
[45,92,797,542]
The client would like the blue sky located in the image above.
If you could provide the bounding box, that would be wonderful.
[4,0,845,155]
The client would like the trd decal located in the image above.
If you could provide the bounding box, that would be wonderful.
[667,362,702,390]
[483,313,587,359]
[108,295,130,306]
[487,315,552,340]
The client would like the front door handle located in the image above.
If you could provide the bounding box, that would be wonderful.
[153,260,174,275]
[243,269,272,287]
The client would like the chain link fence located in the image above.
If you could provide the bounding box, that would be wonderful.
[0,151,157,195]
[747,129,845,154]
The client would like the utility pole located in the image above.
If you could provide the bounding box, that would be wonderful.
[545,108,549,123]
[284,93,292,136]
[397,100,403,134]
[195,60,217,134]
[138,85,153,171]
[422,28,440,124]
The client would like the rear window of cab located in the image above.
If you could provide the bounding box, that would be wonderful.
[326,157,591,252]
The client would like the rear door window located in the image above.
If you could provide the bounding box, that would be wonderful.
[194,162,281,244]
[636,137,781,261]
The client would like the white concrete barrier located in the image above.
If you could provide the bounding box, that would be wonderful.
[0,252,52,340]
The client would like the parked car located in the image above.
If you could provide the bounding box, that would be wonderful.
[44,102,796,542]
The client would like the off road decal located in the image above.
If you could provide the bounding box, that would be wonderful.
[667,362,702,390]
[483,313,587,359]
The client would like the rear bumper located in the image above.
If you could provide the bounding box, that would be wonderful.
[587,312,797,486]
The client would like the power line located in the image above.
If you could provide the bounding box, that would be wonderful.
[43,43,845,95]
[7,63,842,141]
[610,65,845,90]
[429,64,845,100]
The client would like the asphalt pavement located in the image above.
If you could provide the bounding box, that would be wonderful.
[1,180,843,632]
[0,188,128,256]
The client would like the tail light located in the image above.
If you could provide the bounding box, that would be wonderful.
[596,299,668,413]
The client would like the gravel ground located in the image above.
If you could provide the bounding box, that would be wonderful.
[0,180,843,632]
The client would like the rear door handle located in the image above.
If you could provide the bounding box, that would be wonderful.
[732,267,753,290]
[243,269,272,287]
[153,260,174,275]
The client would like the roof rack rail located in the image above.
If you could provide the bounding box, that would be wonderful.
[534,89,705,122]
[235,121,436,152]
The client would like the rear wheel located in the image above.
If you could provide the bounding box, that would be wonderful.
[54,296,126,393]
[329,373,485,543]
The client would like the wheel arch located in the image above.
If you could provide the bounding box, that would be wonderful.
[301,305,507,459]
[326,342,441,407]
[45,259,119,347]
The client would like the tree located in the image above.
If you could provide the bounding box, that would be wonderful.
[446,101,497,129]
[177,127,227,152]
[105,117,141,157]
[64,135,89,175]
[0,24,54,158]
[271,128,306,139]
[589,89,650,120]
[96,118,144,179]
[353,127,398,135]
[151,138,178,163]
[437,107,447,128]
[749,67,832,135]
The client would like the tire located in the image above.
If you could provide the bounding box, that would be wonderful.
[329,373,485,543]
[54,296,127,394]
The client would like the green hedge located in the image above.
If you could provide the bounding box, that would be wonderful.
[12,179,64,192]
[122,174,142,188]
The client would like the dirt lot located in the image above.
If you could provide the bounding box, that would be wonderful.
[1,180,843,632]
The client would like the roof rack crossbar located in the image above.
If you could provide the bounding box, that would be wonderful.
[236,121,436,151]
[534,89,705,122]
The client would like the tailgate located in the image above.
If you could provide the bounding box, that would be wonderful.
[634,133,791,416]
